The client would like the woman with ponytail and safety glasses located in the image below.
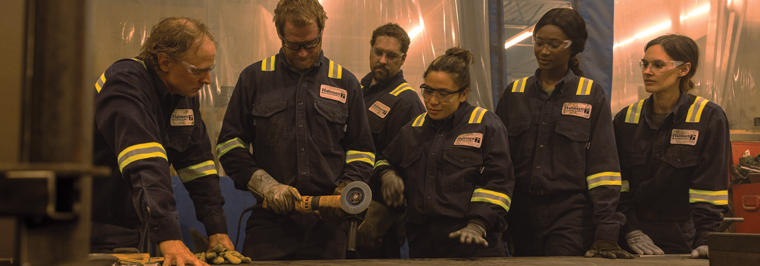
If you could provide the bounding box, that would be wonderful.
[613,34,729,259]
[373,47,515,258]
[495,8,632,259]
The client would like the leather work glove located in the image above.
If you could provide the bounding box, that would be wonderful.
[448,219,488,247]
[625,230,664,255]
[356,200,402,251]
[690,245,709,259]
[248,169,302,214]
[381,170,404,207]
[584,239,635,259]
[317,182,350,223]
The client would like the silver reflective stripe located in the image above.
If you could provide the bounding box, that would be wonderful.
[117,143,167,172]
[689,189,728,205]
[471,188,511,212]
[216,138,245,159]
[346,150,375,165]
[586,172,622,189]
[177,160,218,183]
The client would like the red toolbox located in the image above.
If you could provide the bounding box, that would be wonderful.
[734,182,760,233]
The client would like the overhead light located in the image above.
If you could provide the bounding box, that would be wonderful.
[408,20,425,39]
[614,4,710,49]
[504,26,534,50]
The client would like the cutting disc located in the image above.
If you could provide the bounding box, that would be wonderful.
[340,181,372,214]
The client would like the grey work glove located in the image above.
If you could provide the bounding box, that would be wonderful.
[584,239,635,259]
[248,169,302,214]
[448,220,488,247]
[690,245,708,259]
[356,200,402,251]
[381,170,404,207]
[625,230,664,255]
[317,182,350,223]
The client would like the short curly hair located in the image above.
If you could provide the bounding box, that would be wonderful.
[273,0,328,37]
[138,17,216,71]
[370,23,410,54]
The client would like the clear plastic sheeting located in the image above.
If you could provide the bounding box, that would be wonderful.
[612,0,760,130]
[89,0,494,172]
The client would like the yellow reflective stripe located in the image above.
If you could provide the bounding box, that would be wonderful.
[468,107,488,124]
[328,60,343,79]
[390,83,414,96]
[117,142,167,172]
[686,97,709,123]
[216,137,246,159]
[689,189,728,205]
[576,77,593,95]
[586,172,622,189]
[374,159,390,169]
[130,58,147,69]
[511,77,529,93]
[95,72,106,93]
[625,100,645,124]
[177,160,218,183]
[412,112,427,127]
[261,55,276,71]
[621,180,630,192]
[471,188,511,212]
[346,150,375,165]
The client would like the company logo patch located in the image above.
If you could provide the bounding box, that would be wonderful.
[561,102,592,119]
[320,84,347,103]
[369,101,391,118]
[454,133,483,148]
[171,109,194,126]
[671,129,698,145]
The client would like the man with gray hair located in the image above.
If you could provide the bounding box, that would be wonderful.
[217,0,375,260]
[92,17,233,265]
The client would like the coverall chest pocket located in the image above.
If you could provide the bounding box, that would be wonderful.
[251,101,289,146]
[507,119,531,166]
[661,148,701,168]
[166,126,194,154]
[443,148,483,192]
[553,120,590,170]
[313,99,348,150]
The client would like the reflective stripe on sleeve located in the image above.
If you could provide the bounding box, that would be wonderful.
[118,142,168,172]
[177,160,218,183]
[390,83,414,96]
[621,180,630,192]
[374,159,390,169]
[216,137,247,159]
[689,189,728,205]
[586,172,622,189]
[471,188,511,212]
[686,97,709,123]
[346,150,375,165]
[625,100,645,124]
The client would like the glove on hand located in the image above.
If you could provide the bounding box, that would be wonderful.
[248,169,302,214]
[317,182,350,223]
[448,220,488,247]
[356,200,401,251]
[690,245,708,259]
[625,230,664,255]
[584,239,635,259]
[381,170,404,207]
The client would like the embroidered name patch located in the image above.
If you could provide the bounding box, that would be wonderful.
[561,102,592,119]
[671,129,699,145]
[454,133,483,148]
[369,101,391,118]
[320,84,347,103]
[171,109,194,126]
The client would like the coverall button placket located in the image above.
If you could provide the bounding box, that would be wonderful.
[295,73,310,190]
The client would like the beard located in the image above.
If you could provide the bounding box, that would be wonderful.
[285,50,320,72]
[372,65,390,83]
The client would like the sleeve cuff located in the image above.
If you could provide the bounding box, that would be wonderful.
[149,217,183,243]
[595,223,621,243]
[202,214,229,236]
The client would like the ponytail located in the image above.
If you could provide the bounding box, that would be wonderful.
[568,55,584,77]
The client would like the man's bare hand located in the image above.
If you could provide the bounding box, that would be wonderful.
[159,240,209,266]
